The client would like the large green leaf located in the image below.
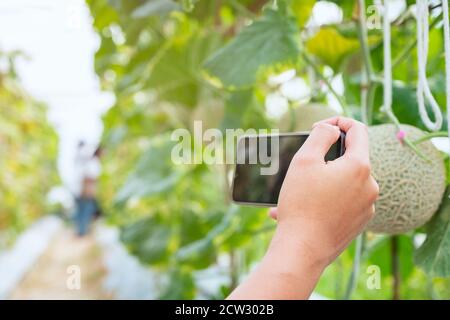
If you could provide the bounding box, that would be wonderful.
[121,215,172,265]
[175,237,216,269]
[145,31,222,108]
[115,135,185,203]
[220,89,269,131]
[306,27,360,71]
[203,9,300,88]
[193,205,270,251]
[415,189,450,277]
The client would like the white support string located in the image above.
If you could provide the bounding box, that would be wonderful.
[416,0,444,131]
[442,0,450,146]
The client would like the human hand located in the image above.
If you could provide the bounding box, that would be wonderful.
[270,117,379,267]
[227,117,378,300]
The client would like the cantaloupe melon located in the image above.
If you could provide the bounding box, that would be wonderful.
[367,124,446,234]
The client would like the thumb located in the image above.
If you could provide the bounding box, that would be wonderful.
[268,207,278,220]
[297,123,341,161]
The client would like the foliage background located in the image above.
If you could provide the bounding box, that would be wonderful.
[85,0,450,299]
[0,51,59,248]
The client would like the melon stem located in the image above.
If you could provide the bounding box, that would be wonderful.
[384,109,431,162]
[413,131,449,145]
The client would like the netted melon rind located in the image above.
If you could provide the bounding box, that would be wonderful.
[367,124,446,234]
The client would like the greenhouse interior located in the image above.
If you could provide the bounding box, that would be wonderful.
[1,0,450,303]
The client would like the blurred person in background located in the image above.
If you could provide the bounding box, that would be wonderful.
[73,143,103,237]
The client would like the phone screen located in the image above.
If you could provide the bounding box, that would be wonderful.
[231,133,345,206]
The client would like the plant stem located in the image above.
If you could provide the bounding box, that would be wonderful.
[391,235,401,300]
[391,40,416,70]
[288,103,296,132]
[384,107,401,128]
[229,0,257,19]
[360,79,369,124]
[426,277,438,300]
[248,0,269,14]
[414,131,449,144]
[229,250,239,290]
[356,0,376,124]
[384,109,431,161]
[367,83,377,125]
[344,233,364,300]
[248,224,276,235]
[357,0,374,77]
[335,257,344,298]
[222,161,239,290]
[301,52,350,116]
[404,138,431,162]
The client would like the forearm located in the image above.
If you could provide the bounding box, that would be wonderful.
[227,225,327,300]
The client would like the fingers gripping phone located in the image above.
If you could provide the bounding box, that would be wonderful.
[231,132,346,206]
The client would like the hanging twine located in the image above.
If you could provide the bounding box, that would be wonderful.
[416,0,443,131]
[384,0,450,145]
[442,0,450,146]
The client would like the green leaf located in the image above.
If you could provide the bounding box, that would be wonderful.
[146,31,222,108]
[131,0,179,18]
[415,189,450,277]
[203,9,300,88]
[306,27,360,71]
[159,269,195,299]
[87,0,119,30]
[115,135,185,203]
[121,215,172,265]
[220,89,269,131]
[220,206,269,249]
[175,237,216,269]
[198,205,269,250]
[290,0,315,28]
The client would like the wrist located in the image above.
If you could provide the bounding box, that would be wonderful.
[261,223,328,285]
[228,219,329,300]
[270,222,329,272]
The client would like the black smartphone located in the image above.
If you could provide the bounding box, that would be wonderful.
[231,132,346,206]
